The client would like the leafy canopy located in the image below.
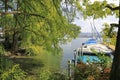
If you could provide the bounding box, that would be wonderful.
[0,0,80,53]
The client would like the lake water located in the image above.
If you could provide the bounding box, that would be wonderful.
[60,38,89,70]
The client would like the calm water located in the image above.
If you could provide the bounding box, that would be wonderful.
[60,38,89,70]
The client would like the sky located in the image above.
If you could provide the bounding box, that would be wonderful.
[73,0,119,33]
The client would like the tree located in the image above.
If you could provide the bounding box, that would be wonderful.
[0,0,80,54]
[105,5,120,80]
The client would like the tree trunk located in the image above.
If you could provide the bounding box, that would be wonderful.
[12,31,18,53]
[110,20,120,80]
[5,0,8,12]
[4,33,11,49]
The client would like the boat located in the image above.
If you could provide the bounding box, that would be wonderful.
[75,39,113,64]
[78,39,113,54]
[73,24,113,65]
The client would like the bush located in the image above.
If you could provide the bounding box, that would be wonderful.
[39,68,52,80]
[0,44,5,55]
[39,68,67,80]
[74,53,112,80]
[0,57,13,74]
[0,57,26,80]
[1,64,26,80]
[25,46,44,56]
[74,63,101,80]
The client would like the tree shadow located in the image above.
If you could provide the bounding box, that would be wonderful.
[11,57,44,75]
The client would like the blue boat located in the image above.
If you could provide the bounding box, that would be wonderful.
[83,39,97,45]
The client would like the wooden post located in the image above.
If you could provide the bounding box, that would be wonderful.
[73,50,77,66]
[81,43,84,56]
[68,60,72,79]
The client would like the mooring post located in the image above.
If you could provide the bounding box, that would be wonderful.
[68,60,72,79]
[74,50,77,66]
[81,43,84,56]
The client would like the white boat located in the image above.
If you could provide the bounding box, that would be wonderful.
[78,43,113,54]
[73,38,114,65]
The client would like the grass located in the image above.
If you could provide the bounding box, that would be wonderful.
[10,52,63,80]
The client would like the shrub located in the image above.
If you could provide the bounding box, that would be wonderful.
[74,63,101,80]
[0,57,13,74]
[39,68,52,80]
[39,68,67,80]
[1,64,26,80]
[0,57,26,80]
[74,52,112,80]
[0,44,5,55]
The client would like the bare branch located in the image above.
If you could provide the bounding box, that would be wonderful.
[107,23,119,37]
[106,5,120,11]
[110,23,119,27]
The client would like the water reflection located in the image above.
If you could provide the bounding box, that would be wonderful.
[60,38,89,70]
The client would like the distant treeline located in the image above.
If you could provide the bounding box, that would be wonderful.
[79,33,101,38]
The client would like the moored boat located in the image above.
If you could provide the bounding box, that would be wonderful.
[74,38,113,64]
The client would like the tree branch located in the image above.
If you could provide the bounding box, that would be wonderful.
[0,11,21,15]
[24,28,39,35]
[110,23,119,27]
[106,5,120,11]
[107,23,119,37]
[0,11,45,18]
[24,13,45,18]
